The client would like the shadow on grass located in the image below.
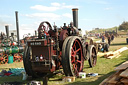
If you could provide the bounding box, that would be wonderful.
[66,51,128,85]
[65,71,115,85]
[111,43,128,46]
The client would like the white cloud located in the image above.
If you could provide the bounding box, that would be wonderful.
[25,13,61,20]
[30,3,79,12]
[19,23,38,39]
[51,2,61,7]
[0,15,11,18]
[85,0,109,5]
[30,5,59,11]
[20,29,35,39]
[0,19,13,27]
[62,13,72,18]
[20,24,32,30]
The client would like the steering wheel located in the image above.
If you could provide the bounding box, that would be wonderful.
[38,21,52,35]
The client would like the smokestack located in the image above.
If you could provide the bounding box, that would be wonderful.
[35,30,37,36]
[15,11,20,46]
[5,25,9,38]
[72,8,78,28]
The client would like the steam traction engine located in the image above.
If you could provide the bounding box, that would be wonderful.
[23,8,97,78]
[0,25,24,64]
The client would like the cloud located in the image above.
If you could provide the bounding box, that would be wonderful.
[62,13,72,18]
[51,2,61,7]
[85,0,109,5]
[0,15,11,18]
[0,18,12,27]
[24,13,61,20]
[62,5,78,9]
[30,3,79,12]
[30,5,59,11]
[19,29,35,39]
[0,19,6,26]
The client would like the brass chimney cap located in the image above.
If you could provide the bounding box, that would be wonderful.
[72,8,78,11]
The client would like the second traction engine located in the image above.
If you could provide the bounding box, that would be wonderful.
[23,8,97,78]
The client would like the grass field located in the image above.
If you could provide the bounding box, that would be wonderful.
[0,37,128,85]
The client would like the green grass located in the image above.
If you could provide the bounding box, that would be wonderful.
[0,37,128,85]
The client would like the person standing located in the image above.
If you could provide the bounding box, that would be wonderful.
[111,34,114,41]
[107,34,111,45]
[102,34,105,42]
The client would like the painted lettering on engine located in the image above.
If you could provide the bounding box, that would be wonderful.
[30,42,41,45]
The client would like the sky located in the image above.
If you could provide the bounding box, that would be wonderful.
[0,0,128,39]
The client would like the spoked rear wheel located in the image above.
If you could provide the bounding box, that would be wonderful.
[62,36,84,77]
[88,45,97,67]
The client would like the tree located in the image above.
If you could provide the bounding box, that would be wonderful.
[119,21,128,31]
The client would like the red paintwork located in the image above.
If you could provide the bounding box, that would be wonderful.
[71,39,83,76]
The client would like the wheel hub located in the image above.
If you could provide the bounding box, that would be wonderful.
[75,55,79,60]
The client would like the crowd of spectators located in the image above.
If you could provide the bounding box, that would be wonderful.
[101,33,114,45]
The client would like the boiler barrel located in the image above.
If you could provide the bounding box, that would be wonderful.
[0,46,24,54]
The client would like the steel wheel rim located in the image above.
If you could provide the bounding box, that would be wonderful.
[91,48,97,66]
[70,39,83,76]
[14,53,23,62]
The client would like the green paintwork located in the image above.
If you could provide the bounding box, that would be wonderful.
[5,46,19,54]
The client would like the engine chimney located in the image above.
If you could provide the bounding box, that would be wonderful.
[35,30,37,36]
[72,8,78,28]
[5,25,9,38]
[15,11,20,46]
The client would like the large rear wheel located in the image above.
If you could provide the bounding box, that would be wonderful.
[62,36,84,77]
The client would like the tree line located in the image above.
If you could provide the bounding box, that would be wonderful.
[119,21,128,31]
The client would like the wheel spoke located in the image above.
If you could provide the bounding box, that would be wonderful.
[71,57,75,63]
[71,48,75,57]
[71,60,74,63]
[73,63,75,69]
[73,41,76,48]
[74,48,81,53]
[74,65,78,76]
[76,60,82,64]
[47,25,49,32]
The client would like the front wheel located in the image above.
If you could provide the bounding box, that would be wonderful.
[23,45,46,78]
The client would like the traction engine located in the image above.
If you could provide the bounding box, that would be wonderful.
[23,8,97,78]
